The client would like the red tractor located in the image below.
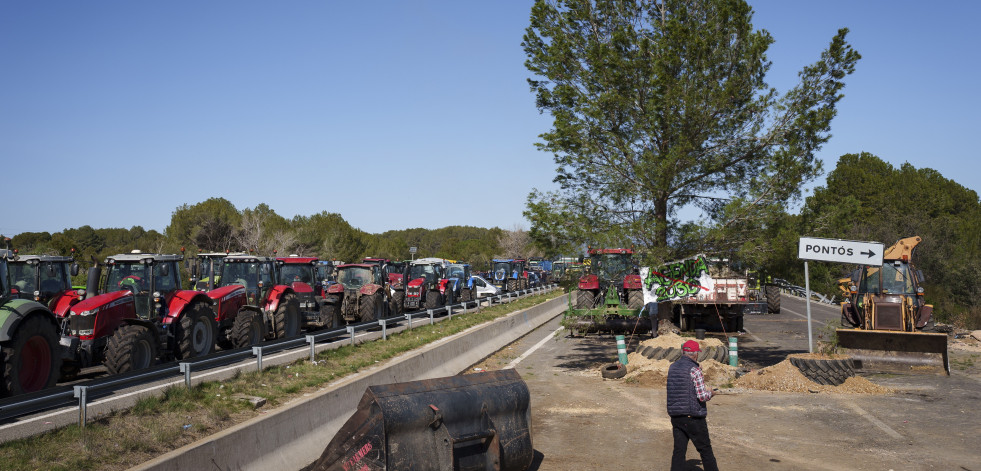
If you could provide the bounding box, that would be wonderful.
[322,263,390,324]
[574,248,644,310]
[277,255,335,329]
[404,260,451,311]
[362,258,406,315]
[62,252,217,376]
[7,254,83,318]
[203,255,302,348]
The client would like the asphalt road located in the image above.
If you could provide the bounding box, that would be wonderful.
[472,293,981,470]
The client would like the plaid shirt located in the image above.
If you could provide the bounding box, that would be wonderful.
[690,365,711,402]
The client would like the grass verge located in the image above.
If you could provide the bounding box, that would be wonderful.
[0,293,558,471]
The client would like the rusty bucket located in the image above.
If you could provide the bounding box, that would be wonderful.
[836,329,949,375]
[303,369,533,471]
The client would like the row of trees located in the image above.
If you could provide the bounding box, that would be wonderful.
[3,198,540,272]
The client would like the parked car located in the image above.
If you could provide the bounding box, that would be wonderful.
[471,275,500,298]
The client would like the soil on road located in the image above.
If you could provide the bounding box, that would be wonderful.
[470,294,981,470]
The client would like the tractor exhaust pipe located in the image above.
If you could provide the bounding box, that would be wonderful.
[85,266,101,299]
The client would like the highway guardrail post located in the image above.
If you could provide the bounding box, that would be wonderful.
[347,326,356,346]
[73,385,88,428]
[428,309,434,325]
[448,305,452,320]
[405,313,413,330]
[379,319,388,340]
[179,362,192,389]
[306,335,317,362]
[252,346,263,371]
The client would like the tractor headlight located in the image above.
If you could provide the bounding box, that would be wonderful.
[33,290,41,301]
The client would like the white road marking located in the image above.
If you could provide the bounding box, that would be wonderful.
[841,400,903,439]
[504,327,564,369]
[742,327,764,343]
[782,306,836,327]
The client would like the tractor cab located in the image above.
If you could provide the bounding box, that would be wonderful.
[336,264,383,290]
[193,252,244,291]
[491,259,513,289]
[102,253,183,320]
[588,249,635,285]
[7,255,80,314]
[218,256,279,306]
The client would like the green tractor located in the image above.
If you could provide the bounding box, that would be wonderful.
[563,248,651,335]
[0,249,63,397]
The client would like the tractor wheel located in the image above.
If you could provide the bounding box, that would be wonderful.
[231,311,263,349]
[360,293,382,322]
[506,279,518,292]
[273,293,301,339]
[445,288,455,307]
[460,288,472,303]
[1,315,62,397]
[574,289,596,310]
[176,302,217,360]
[765,285,781,313]
[626,290,644,310]
[321,303,340,329]
[424,290,441,310]
[105,324,157,375]
[391,291,405,315]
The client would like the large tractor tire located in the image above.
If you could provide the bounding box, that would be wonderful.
[105,324,157,375]
[444,288,455,307]
[506,279,518,292]
[231,311,264,348]
[273,293,301,339]
[1,315,62,397]
[460,288,472,303]
[391,291,405,315]
[626,290,644,310]
[360,293,382,322]
[789,357,854,386]
[424,290,441,310]
[574,289,596,310]
[321,303,341,329]
[765,285,781,313]
[177,302,217,360]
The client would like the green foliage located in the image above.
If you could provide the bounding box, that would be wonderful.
[522,0,859,265]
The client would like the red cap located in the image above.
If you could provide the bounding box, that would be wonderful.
[682,340,701,352]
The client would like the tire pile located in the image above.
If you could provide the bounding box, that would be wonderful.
[636,344,729,364]
[788,356,856,386]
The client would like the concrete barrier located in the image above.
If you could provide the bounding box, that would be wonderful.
[133,293,568,471]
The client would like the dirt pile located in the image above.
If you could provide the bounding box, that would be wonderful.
[735,359,892,394]
[635,332,724,351]
[624,333,737,387]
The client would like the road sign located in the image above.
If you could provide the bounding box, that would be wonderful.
[798,237,884,266]
[409,247,417,254]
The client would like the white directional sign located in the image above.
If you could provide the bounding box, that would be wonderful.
[798,237,884,266]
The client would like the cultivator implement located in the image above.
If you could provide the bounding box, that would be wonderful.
[564,286,652,335]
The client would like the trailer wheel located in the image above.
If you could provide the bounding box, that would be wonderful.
[360,293,381,322]
[105,324,157,375]
[232,311,263,348]
[626,290,644,310]
[574,290,596,309]
[765,285,781,313]
[273,294,301,339]
[177,303,216,360]
[601,362,627,379]
[1,315,62,396]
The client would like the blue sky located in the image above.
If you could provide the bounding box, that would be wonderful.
[2,1,978,237]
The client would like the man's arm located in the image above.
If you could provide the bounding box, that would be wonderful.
[690,366,713,401]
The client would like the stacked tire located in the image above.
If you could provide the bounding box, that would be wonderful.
[788,357,855,386]
[636,345,729,364]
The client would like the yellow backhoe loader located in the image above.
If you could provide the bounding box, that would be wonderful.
[837,236,949,374]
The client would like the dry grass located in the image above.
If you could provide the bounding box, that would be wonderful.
[0,293,556,471]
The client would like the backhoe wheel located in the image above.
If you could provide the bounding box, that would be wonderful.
[424,290,441,310]
[1,315,62,397]
[765,285,781,313]
[105,324,157,375]
[360,293,382,322]
[273,293,301,339]
[574,289,596,310]
[177,302,217,360]
[626,290,644,310]
[231,311,263,348]
[391,291,405,315]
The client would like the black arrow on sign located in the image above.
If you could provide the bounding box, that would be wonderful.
[860,250,876,258]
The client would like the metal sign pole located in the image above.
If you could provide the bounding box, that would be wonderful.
[804,261,813,353]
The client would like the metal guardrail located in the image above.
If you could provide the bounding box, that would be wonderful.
[773,278,836,305]
[0,284,558,427]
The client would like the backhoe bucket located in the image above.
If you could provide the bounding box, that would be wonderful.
[836,329,949,375]
[303,369,533,471]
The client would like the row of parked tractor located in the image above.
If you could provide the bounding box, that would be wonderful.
[0,248,549,398]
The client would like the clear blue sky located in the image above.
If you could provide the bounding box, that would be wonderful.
[2,1,978,237]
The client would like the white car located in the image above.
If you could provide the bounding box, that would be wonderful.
[471,275,500,298]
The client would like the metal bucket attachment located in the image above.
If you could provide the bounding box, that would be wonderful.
[303,369,533,471]
[836,329,949,375]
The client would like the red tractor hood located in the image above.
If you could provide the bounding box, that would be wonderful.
[207,285,246,302]
[70,290,132,315]
[407,278,426,288]
[290,281,313,294]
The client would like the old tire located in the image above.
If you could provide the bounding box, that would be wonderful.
[424,290,441,310]
[601,362,627,379]
[231,311,263,348]
[645,346,664,360]
[360,293,381,323]
[574,290,596,310]
[663,347,682,362]
[627,290,644,310]
[273,293,301,339]
[1,315,62,396]
[765,285,781,313]
[105,324,157,375]
[177,302,216,360]
[789,357,854,386]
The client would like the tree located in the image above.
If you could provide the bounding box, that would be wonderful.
[522,0,860,264]
[165,197,241,251]
[496,225,539,259]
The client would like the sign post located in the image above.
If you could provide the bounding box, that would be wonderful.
[409,246,417,261]
[797,237,884,353]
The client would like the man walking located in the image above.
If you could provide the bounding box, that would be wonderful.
[666,340,719,471]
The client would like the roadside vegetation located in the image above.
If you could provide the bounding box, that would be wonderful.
[0,292,556,471]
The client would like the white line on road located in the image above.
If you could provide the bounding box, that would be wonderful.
[841,400,903,439]
[504,327,564,369]
[783,306,836,327]
[742,327,764,343]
